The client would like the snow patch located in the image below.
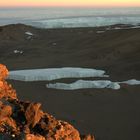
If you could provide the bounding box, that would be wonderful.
[105,25,140,31]
[8,68,108,81]
[47,80,120,90]
[25,31,33,36]
[13,50,23,54]
[119,79,140,85]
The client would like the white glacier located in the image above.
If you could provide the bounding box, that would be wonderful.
[32,16,140,29]
[46,80,120,90]
[47,79,140,90]
[8,67,108,81]
[7,68,140,90]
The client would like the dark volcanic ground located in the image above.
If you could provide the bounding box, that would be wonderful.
[0,24,140,140]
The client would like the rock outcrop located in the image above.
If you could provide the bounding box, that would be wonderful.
[0,64,95,140]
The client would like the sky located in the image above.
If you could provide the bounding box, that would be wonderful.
[0,0,140,7]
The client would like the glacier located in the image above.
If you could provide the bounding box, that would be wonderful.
[46,79,140,90]
[8,68,140,90]
[1,7,140,28]
[8,67,108,81]
[47,80,120,90]
[32,16,140,29]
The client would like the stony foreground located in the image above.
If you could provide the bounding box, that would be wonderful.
[0,64,94,140]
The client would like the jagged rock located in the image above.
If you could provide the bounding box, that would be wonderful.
[52,121,81,140]
[0,64,17,100]
[0,64,95,140]
[0,64,8,80]
[25,103,44,128]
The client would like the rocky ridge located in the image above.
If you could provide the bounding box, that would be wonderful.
[0,64,94,140]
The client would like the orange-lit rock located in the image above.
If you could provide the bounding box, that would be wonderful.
[0,64,95,140]
[25,134,46,140]
[25,103,44,128]
[0,64,8,80]
[53,121,81,140]
[0,101,17,134]
[0,64,17,100]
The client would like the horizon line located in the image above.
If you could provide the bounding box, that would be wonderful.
[0,5,140,8]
